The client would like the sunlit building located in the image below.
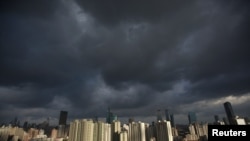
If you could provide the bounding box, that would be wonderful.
[111,120,121,141]
[93,121,111,141]
[0,126,29,141]
[68,119,80,141]
[120,130,128,141]
[50,128,57,140]
[235,117,247,125]
[155,120,173,141]
[128,121,146,141]
[68,119,94,141]
[69,119,112,141]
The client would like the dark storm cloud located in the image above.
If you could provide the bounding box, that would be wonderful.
[182,0,250,98]
[0,0,250,124]
[75,0,250,119]
[0,17,75,87]
[75,0,194,25]
[0,0,61,19]
[0,0,94,122]
[78,0,250,96]
[0,0,85,88]
[75,0,250,25]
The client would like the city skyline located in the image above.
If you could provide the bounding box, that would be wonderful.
[1,101,248,126]
[1,0,250,125]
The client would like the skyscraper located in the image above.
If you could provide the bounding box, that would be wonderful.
[170,114,175,127]
[224,101,236,125]
[58,111,68,138]
[188,112,197,124]
[106,107,117,124]
[59,111,68,125]
[165,109,170,121]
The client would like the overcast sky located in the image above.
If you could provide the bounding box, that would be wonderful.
[1,0,250,125]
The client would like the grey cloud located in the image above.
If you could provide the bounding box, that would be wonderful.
[0,0,250,124]
[0,0,62,19]
[75,0,196,25]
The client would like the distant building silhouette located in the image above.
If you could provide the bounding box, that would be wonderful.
[59,111,68,125]
[106,107,117,124]
[157,109,163,121]
[214,115,219,122]
[165,109,175,127]
[223,102,236,125]
[188,112,197,124]
[214,115,225,125]
[170,114,175,127]
[214,115,220,125]
[165,109,170,121]
[128,118,134,123]
[222,117,229,125]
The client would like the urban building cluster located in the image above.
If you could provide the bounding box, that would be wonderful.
[0,101,249,141]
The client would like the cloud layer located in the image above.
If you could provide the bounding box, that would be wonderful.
[0,0,250,125]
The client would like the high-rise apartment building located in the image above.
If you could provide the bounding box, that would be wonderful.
[146,124,156,141]
[139,122,146,141]
[120,130,128,141]
[128,121,146,141]
[81,119,94,141]
[155,120,173,141]
[223,101,236,125]
[68,120,80,141]
[104,123,111,141]
[93,121,111,141]
[188,122,208,140]
[69,119,112,141]
[57,125,66,138]
[111,120,121,141]
[50,128,57,140]
[68,119,94,141]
